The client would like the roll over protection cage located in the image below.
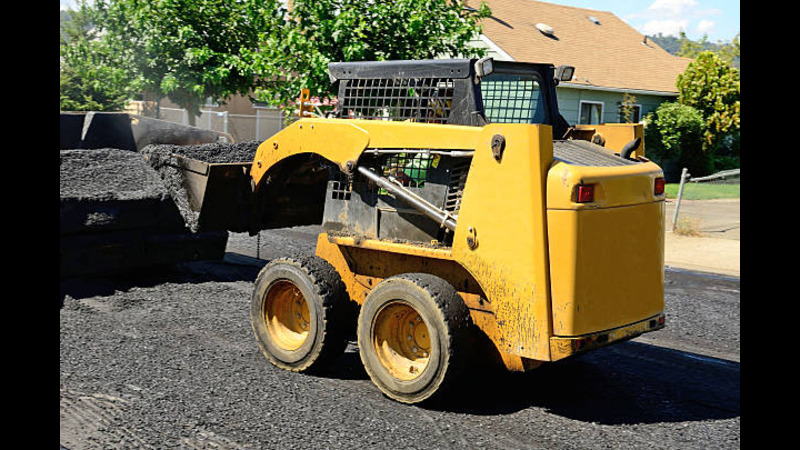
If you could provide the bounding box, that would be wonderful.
[327,58,571,138]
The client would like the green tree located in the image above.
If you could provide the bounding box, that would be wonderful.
[675,30,739,69]
[94,0,283,125]
[240,0,492,117]
[69,0,490,122]
[644,102,708,176]
[60,1,135,111]
[676,51,740,148]
[676,30,708,59]
[716,33,740,68]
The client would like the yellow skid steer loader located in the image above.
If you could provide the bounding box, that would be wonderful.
[182,58,666,404]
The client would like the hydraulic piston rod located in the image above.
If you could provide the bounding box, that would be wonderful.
[357,166,457,232]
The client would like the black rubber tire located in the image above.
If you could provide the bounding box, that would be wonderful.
[357,273,472,404]
[250,255,350,373]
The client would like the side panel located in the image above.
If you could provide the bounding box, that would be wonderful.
[451,124,554,361]
[315,233,540,371]
[547,203,665,336]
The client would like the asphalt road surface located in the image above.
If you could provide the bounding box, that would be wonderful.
[60,226,740,449]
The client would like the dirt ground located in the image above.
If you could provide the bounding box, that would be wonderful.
[663,199,740,278]
[665,199,740,241]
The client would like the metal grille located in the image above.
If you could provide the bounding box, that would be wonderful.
[480,73,544,124]
[554,140,639,167]
[330,171,352,200]
[444,159,471,213]
[338,78,454,123]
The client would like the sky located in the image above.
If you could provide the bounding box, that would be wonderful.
[60,0,740,43]
[542,0,739,42]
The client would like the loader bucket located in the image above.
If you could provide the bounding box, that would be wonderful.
[167,154,254,233]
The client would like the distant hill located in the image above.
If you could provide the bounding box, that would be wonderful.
[646,34,682,55]
[647,33,739,68]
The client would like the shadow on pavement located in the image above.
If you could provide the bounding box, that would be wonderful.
[60,253,267,303]
[424,340,739,425]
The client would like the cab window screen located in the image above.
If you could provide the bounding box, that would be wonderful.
[480,73,545,124]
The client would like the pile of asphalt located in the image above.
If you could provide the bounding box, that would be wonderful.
[60,148,169,203]
[60,147,228,277]
[141,140,261,164]
[60,148,184,234]
[140,141,260,232]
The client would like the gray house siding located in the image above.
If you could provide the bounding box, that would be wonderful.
[556,87,673,126]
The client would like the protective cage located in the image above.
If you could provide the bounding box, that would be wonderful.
[328,59,566,135]
[330,59,482,126]
[337,77,456,124]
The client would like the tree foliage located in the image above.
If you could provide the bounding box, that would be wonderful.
[650,31,740,69]
[61,0,491,123]
[715,33,740,68]
[675,30,709,60]
[644,102,708,175]
[676,51,740,148]
[92,0,284,124]
[241,0,492,116]
[675,31,740,69]
[642,34,741,174]
[60,1,135,112]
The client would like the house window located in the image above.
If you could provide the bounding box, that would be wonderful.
[621,104,642,123]
[579,101,603,124]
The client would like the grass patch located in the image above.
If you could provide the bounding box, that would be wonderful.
[665,182,740,200]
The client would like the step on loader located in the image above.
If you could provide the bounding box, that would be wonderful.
[192,58,667,404]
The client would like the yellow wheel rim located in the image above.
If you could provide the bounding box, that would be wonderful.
[373,302,431,381]
[264,280,310,351]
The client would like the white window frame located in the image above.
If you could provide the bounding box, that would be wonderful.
[578,100,604,125]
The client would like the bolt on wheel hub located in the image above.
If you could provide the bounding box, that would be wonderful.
[264,280,310,351]
[373,302,431,381]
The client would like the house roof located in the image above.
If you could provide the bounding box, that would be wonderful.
[469,0,692,94]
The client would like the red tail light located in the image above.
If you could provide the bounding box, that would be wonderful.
[654,177,666,196]
[575,184,594,203]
